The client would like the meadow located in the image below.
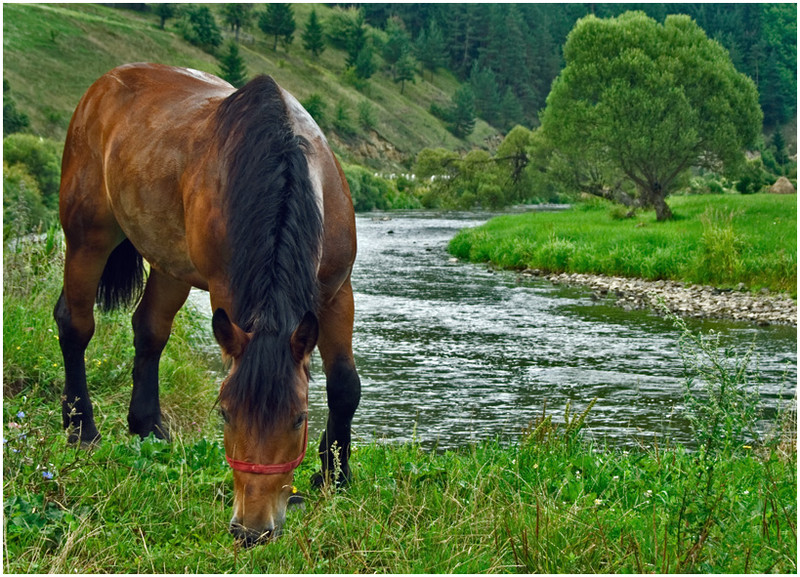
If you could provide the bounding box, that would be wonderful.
[3,230,796,573]
[449,194,797,296]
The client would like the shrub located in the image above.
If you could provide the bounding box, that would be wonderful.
[332,101,354,136]
[2,134,62,208]
[301,94,327,127]
[735,158,768,194]
[3,162,51,238]
[357,100,376,131]
[342,165,419,212]
[693,208,743,286]
[177,5,222,54]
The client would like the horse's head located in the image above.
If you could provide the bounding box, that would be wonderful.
[212,308,318,546]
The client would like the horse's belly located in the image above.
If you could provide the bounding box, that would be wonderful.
[109,189,208,290]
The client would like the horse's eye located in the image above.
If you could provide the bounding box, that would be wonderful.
[219,408,230,424]
[293,413,307,430]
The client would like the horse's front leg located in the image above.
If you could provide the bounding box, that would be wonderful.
[313,278,361,487]
[129,270,190,440]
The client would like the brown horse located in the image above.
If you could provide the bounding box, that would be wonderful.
[54,63,361,545]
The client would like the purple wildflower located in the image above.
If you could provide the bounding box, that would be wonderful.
[42,471,54,480]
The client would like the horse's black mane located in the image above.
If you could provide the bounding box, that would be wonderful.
[215,75,322,431]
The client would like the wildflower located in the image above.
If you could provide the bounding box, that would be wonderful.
[533,463,539,469]
[16,411,25,419]
[42,471,54,480]
[291,486,298,494]
[594,498,602,505]
[743,490,750,495]
[612,475,620,481]
[743,445,752,450]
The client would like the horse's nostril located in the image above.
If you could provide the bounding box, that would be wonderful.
[229,522,279,547]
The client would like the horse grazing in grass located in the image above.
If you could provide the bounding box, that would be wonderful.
[54,63,361,545]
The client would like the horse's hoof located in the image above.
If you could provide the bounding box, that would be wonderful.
[128,414,170,442]
[310,470,350,490]
[67,430,101,449]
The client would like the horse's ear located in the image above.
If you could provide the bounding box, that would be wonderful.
[212,308,249,359]
[290,311,318,364]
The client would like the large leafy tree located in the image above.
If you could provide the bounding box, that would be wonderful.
[540,11,762,220]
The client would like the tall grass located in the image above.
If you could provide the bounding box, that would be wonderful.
[449,194,797,295]
[4,230,796,573]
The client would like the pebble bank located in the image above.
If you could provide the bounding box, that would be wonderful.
[520,269,797,326]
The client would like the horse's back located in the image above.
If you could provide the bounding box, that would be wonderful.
[59,63,235,283]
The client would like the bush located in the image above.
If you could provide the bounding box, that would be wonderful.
[735,158,768,194]
[332,101,356,137]
[177,5,222,54]
[342,165,420,212]
[357,100,375,131]
[2,134,62,208]
[3,163,51,238]
[301,94,327,127]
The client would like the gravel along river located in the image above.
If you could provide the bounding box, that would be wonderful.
[190,211,797,450]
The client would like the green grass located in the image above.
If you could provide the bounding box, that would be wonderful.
[3,229,796,573]
[449,194,797,296]
[2,3,497,169]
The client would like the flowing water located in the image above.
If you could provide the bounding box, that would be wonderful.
[190,211,797,450]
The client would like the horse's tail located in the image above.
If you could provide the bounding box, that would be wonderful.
[96,238,145,312]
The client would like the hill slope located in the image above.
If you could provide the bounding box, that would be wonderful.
[2,3,499,170]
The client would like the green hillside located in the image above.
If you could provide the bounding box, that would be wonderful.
[2,3,499,170]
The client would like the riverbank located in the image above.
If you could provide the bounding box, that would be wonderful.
[523,269,797,326]
[449,195,797,322]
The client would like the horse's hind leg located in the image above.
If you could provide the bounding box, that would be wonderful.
[314,278,361,487]
[128,269,190,440]
[55,239,118,446]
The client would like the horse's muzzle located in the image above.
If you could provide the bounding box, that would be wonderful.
[229,521,283,547]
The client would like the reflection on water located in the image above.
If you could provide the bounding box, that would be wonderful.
[191,211,797,450]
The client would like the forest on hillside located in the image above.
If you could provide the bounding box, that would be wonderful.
[356,3,796,131]
[3,3,796,221]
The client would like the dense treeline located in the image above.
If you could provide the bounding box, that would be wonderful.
[358,3,796,130]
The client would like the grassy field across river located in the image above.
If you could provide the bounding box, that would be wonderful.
[449,194,797,296]
[3,224,796,573]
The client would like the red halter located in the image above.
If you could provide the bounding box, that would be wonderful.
[225,421,308,475]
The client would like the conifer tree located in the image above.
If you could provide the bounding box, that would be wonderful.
[301,8,325,57]
[394,50,416,94]
[218,41,248,88]
[221,4,253,42]
[415,20,446,81]
[259,3,295,52]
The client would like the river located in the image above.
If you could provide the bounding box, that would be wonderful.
[191,211,797,450]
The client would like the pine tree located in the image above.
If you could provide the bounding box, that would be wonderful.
[259,3,295,52]
[468,62,500,126]
[415,20,446,81]
[301,8,325,57]
[218,41,248,88]
[383,16,411,74]
[344,11,368,69]
[221,4,253,42]
[449,85,476,138]
[394,50,416,94]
